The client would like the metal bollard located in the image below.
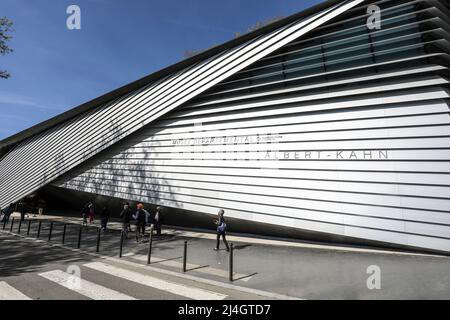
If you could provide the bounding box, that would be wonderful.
[183,241,187,272]
[9,217,15,232]
[96,227,101,253]
[147,227,153,264]
[62,224,67,244]
[27,220,31,236]
[37,221,42,238]
[229,243,234,282]
[119,232,124,258]
[18,219,22,234]
[48,222,53,241]
[77,226,82,249]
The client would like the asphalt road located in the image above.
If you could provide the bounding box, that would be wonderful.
[0,231,280,300]
[2,217,450,299]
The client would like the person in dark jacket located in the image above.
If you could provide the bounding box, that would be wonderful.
[134,203,147,242]
[119,202,133,238]
[100,206,110,231]
[81,202,90,225]
[1,203,14,222]
[213,209,229,252]
[20,202,27,221]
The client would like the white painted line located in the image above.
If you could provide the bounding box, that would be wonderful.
[1,230,299,299]
[123,253,252,281]
[84,261,227,300]
[38,270,136,300]
[0,281,32,300]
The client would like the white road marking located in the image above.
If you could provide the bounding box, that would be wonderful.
[123,253,252,281]
[0,281,32,300]
[38,270,136,300]
[84,261,227,300]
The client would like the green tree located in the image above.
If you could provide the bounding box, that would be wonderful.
[0,16,14,79]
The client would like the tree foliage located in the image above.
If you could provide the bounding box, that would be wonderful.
[0,16,14,79]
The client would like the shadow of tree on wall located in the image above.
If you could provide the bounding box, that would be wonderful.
[52,120,180,213]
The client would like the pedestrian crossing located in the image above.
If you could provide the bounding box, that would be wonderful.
[38,270,136,300]
[0,281,31,300]
[84,262,227,300]
[0,262,228,300]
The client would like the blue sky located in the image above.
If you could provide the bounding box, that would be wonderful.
[0,0,322,140]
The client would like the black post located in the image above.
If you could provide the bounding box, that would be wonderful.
[183,241,187,272]
[119,232,124,258]
[18,219,22,234]
[96,227,101,253]
[48,222,53,241]
[147,227,153,264]
[62,224,67,244]
[27,220,31,236]
[229,243,234,282]
[37,221,42,238]
[9,217,15,232]
[77,226,82,249]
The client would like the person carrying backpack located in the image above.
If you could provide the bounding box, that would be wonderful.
[213,209,230,252]
[88,202,95,224]
[133,203,147,242]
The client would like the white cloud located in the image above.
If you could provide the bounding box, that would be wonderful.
[0,92,65,111]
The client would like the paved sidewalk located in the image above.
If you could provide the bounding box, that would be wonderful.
[3,212,450,299]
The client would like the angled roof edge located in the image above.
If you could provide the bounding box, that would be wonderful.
[0,0,346,152]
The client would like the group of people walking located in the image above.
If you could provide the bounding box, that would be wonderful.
[80,201,230,251]
[81,201,163,242]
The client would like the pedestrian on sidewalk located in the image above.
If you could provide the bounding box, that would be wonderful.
[154,206,163,236]
[81,202,89,225]
[100,206,110,231]
[37,199,46,216]
[213,209,230,252]
[119,202,132,238]
[20,201,26,221]
[1,203,13,222]
[133,203,146,242]
[88,201,95,224]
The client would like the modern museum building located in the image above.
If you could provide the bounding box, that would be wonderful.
[1,0,450,253]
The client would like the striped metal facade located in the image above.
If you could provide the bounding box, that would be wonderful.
[2,0,450,252]
[0,0,363,209]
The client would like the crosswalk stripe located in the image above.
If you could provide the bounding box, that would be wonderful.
[123,253,252,281]
[84,261,227,300]
[38,270,136,300]
[0,281,32,300]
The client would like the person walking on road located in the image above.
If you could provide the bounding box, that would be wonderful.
[100,206,110,232]
[213,209,230,252]
[119,202,133,239]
